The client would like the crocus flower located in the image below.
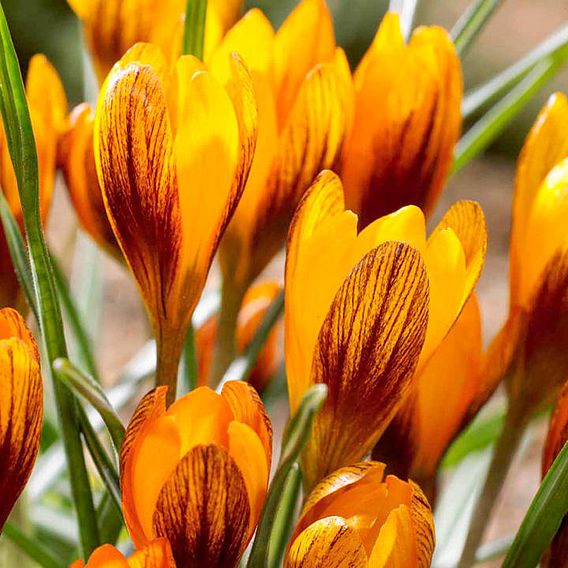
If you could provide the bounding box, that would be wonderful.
[210,0,353,300]
[341,12,462,228]
[0,54,66,307]
[0,308,42,530]
[196,281,282,391]
[71,538,175,567]
[484,93,568,417]
[286,170,486,489]
[541,380,568,568]
[94,44,257,398]
[59,103,121,259]
[285,462,435,567]
[67,0,243,82]
[120,381,271,567]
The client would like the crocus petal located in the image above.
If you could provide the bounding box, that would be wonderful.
[204,0,244,60]
[0,337,43,529]
[59,103,120,257]
[73,544,129,567]
[0,307,39,361]
[510,92,568,307]
[152,444,251,568]
[302,241,429,488]
[342,13,462,227]
[286,517,368,568]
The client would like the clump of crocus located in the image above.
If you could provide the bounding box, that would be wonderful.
[94,44,257,400]
[120,381,271,567]
[341,12,462,228]
[285,462,435,567]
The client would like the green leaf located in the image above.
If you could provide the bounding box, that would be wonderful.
[453,57,565,176]
[451,0,503,58]
[97,493,124,547]
[53,358,125,453]
[463,22,568,121]
[218,290,284,389]
[51,252,101,382]
[0,5,99,555]
[475,533,514,564]
[502,440,568,568]
[2,522,64,568]
[178,323,199,396]
[183,0,207,59]
[247,384,328,568]
[0,191,38,318]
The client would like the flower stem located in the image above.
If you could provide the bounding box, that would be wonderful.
[208,279,246,386]
[457,403,527,568]
[156,330,184,405]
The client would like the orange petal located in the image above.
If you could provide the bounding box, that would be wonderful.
[302,241,429,488]
[0,307,39,361]
[75,544,128,567]
[0,338,43,530]
[59,103,121,258]
[286,516,368,568]
[342,13,462,227]
[120,386,171,547]
[511,92,568,307]
[204,0,244,60]
[128,537,176,568]
[153,444,251,567]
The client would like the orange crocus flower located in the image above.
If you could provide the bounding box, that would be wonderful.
[67,0,243,83]
[0,54,66,307]
[285,170,486,488]
[341,12,462,228]
[484,93,568,416]
[541,380,568,568]
[71,538,175,567]
[196,281,282,391]
[210,0,353,298]
[94,44,257,399]
[285,462,435,567]
[0,308,42,530]
[120,382,271,567]
[59,103,121,259]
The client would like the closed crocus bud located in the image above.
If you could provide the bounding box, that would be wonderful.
[285,462,435,567]
[0,308,43,530]
[59,103,121,259]
[67,0,243,83]
[341,12,462,228]
[484,93,568,417]
[95,44,257,400]
[120,382,272,567]
[286,171,486,489]
[210,0,354,300]
[0,54,66,308]
[541,381,568,568]
[196,281,282,391]
[70,538,175,567]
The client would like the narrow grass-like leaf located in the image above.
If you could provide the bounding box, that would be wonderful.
[183,0,207,59]
[0,191,38,318]
[247,384,328,568]
[178,323,198,396]
[453,58,564,175]
[54,357,125,452]
[502,440,568,568]
[218,290,284,390]
[3,522,63,568]
[0,5,99,554]
[463,23,568,120]
[475,533,514,564]
[451,0,503,57]
[97,493,124,547]
[51,252,101,382]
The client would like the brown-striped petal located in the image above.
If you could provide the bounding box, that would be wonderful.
[342,13,462,228]
[302,241,429,488]
[0,337,43,529]
[152,444,251,568]
[59,103,121,258]
[0,307,39,361]
[286,517,368,568]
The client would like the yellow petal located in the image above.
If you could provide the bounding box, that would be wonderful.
[0,307,39,361]
[152,444,251,567]
[302,241,429,488]
[286,517,368,568]
[128,538,176,568]
[511,92,568,307]
[0,338,43,530]
[203,0,244,59]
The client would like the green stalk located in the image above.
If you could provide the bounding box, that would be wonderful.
[179,323,199,396]
[451,0,503,57]
[183,0,208,59]
[0,6,99,556]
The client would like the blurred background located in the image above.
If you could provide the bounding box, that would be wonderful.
[3,1,568,565]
